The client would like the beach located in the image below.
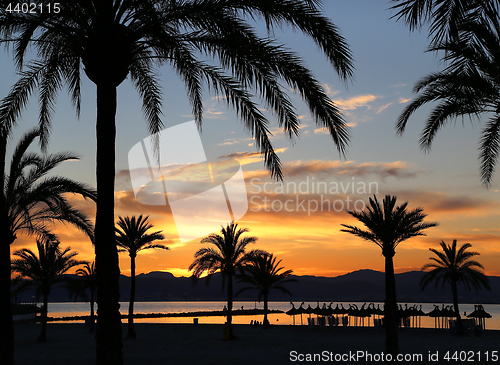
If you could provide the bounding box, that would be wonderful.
[13,323,499,364]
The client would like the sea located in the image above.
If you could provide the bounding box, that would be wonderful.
[45,301,500,330]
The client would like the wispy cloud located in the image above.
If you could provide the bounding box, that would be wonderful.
[280,160,421,180]
[376,102,392,114]
[323,83,340,97]
[218,138,240,146]
[333,94,378,110]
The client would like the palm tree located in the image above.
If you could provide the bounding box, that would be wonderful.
[189,222,264,339]
[235,253,297,328]
[77,262,97,332]
[341,195,437,358]
[389,0,500,46]
[11,235,86,342]
[420,240,491,332]
[115,215,166,339]
[68,262,98,332]
[0,128,95,361]
[1,2,353,362]
[392,3,500,186]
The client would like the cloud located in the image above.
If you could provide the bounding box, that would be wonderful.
[218,148,288,166]
[217,138,240,146]
[314,128,329,135]
[243,159,421,183]
[398,97,411,104]
[395,190,495,215]
[277,160,421,180]
[322,83,340,98]
[333,95,378,110]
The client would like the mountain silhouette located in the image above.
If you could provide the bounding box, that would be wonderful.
[12,269,500,303]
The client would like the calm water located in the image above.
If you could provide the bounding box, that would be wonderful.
[46,301,500,330]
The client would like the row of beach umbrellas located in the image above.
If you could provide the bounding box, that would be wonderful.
[286,302,491,329]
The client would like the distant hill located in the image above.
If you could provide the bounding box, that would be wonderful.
[12,269,500,303]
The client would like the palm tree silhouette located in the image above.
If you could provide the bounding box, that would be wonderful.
[341,194,437,357]
[393,4,500,186]
[115,215,166,339]
[1,3,353,362]
[189,222,264,339]
[420,239,491,333]
[390,0,499,45]
[236,253,297,329]
[0,128,95,361]
[68,262,98,332]
[11,235,85,342]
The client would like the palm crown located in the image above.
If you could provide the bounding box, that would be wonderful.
[421,239,491,292]
[394,7,500,186]
[189,222,264,279]
[2,128,96,244]
[0,0,353,179]
[236,253,297,301]
[11,235,84,296]
[115,215,166,257]
[76,261,97,290]
[390,0,500,45]
[341,195,438,256]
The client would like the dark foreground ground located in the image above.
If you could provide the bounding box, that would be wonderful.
[13,323,500,364]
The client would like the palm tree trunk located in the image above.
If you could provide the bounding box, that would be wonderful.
[384,253,399,360]
[263,293,269,329]
[0,236,14,364]
[38,293,48,342]
[227,274,234,339]
[90,289,95,332]
[451,278,463,335]
[127,255,136,338]
[0,131,14,364]
[94,82,123,365]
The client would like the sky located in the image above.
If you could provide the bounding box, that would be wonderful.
[2,1,500,279]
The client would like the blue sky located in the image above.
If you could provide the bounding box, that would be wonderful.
[2,1,499,278]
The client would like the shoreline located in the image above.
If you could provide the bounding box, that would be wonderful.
[46,308,284,322]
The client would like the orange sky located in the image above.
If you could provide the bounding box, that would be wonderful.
[10,155,500,279]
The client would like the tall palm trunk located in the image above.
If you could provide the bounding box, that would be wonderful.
[451,278,463,334]
[0,132,13,364]
[94,82,123,365]
[227,274,234,339]
[263,293,269,329]
[127,255,136,338]
[384,252,399,359]
[38,292,49,342]
[90,288,95,332]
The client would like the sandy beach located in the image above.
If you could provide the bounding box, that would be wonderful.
[13,322,499,364]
